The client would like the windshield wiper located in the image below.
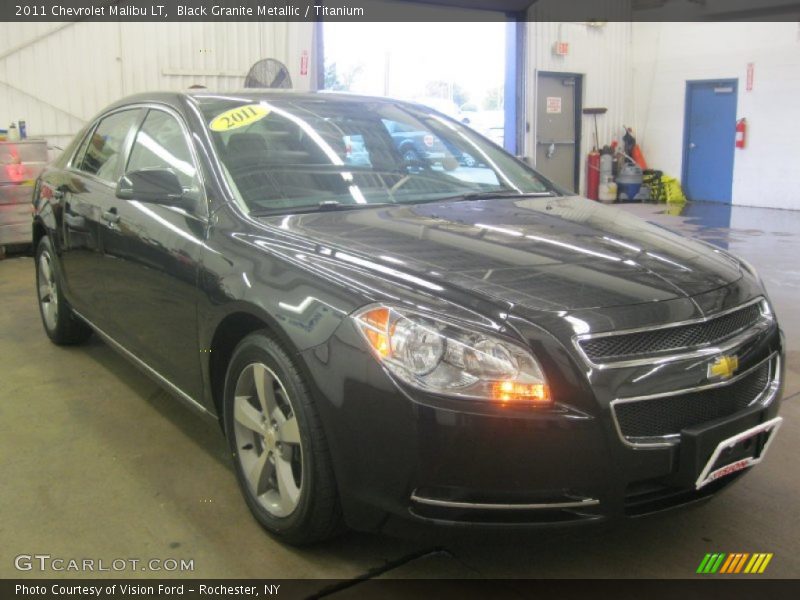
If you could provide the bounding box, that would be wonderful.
[434,190,558,203]
[250,200,394,217]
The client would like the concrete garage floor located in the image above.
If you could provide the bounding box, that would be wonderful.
[1,201,798,583]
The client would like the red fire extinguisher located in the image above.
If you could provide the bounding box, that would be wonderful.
[736,118,747,149]
[586,150,600,200]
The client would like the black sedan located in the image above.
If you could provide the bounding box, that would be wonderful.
[33,91,784,545]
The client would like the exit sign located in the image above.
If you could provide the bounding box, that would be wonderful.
[553,41,569,56]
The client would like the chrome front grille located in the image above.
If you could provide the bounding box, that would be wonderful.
[611,354,779,447]
[576,298,770,367]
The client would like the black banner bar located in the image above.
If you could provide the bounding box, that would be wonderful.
[3,579,800,600]
[2,0,800,22]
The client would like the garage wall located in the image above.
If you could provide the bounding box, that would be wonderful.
[524,2,633,194]
[632,22,800,210]
[0,22,314,153]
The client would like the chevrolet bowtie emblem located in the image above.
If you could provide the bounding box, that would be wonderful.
[708,355,739,380]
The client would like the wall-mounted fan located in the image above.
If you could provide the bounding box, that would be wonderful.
[244,59,293,89]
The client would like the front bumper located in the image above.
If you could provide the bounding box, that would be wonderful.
[300,305,784,532]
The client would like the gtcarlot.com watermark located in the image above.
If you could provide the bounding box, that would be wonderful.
[14,554,194,573]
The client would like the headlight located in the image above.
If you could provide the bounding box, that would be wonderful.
[353,305,551,407]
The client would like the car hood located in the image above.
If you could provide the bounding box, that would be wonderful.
[257,196,742,312]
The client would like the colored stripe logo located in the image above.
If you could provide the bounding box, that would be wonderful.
[697,553,773,574]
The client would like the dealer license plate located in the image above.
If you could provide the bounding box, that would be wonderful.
[695,417,783,490]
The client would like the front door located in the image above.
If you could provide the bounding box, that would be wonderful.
[100,108,206,400]
[683,80,738,203]
[536,72,579,191]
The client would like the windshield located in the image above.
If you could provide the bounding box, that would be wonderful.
[198,95,559,215]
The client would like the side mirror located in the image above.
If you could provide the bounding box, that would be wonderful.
[116,168,188,208]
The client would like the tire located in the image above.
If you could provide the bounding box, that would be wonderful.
[35,236,92,345]
[402,145,423,164]
[223,331,343,545]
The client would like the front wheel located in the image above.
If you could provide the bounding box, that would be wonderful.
[35,236,92,345]
[223,332,343,545]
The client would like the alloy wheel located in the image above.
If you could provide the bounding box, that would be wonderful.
[38,250,59,331]
[232,363,303,518]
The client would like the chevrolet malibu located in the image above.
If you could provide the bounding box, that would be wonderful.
[33,91,784,544]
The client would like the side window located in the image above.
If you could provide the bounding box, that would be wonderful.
[70,126,95,169]
[76,110,139,182]
[126,110,198,189]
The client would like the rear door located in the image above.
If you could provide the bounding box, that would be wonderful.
[59,109,142,320]
[99,107,206,400]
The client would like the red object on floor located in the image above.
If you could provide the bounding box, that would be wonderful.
[586,150,600,200]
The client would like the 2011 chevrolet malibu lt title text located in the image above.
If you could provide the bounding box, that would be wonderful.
[32,91,784,545]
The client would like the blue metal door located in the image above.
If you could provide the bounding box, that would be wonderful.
[683,80,738,203]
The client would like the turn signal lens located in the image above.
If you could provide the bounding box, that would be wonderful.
[492,381,550,405]
[361,307,391,357]
[353,304,552,408]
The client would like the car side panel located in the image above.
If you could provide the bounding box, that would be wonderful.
[100,201,206,401]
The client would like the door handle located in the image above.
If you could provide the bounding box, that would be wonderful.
[102,209,120,224]
[689,143,697,149]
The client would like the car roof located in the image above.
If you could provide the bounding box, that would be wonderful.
[110,89,406,106]
[102,90,435,117]
[187,89,402,104]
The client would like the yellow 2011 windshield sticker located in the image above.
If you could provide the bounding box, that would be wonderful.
[209,104,270,132]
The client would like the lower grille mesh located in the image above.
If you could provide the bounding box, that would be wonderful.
[614,360,771,441]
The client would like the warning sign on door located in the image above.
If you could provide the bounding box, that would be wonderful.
[546,97,562,114]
